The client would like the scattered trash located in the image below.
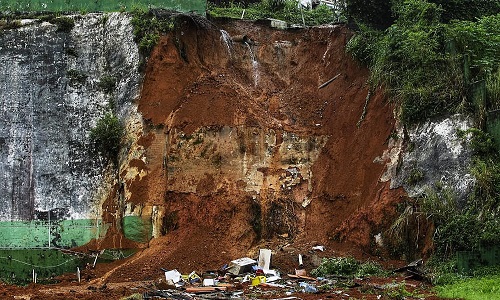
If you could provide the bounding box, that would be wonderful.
[312,245,325,251]
[299,281,318,293]
[164,269,182,284]
[203,278,215,286]
[227,257,257,275]
[393,259,427,281]
[251,275,266,286]
[142,253,424,300]
[258,249,272,271]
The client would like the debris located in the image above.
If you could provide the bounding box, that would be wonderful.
[251,275,267,286]
[393,259,427,281]
[318,73,341,89]
[188,271,201,284]
[258,249,272,271]
[301,197,312,207]
[164,269,182,284]
[227,257,257,275]
[287,274,317,281]
[312,245,325,251]
[265,269,281,282]
[185,286,227,293]
[299,281,318,293]
[294,269,307,277]
[203,278,215,286]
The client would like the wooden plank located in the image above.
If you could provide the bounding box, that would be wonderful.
[185,286,227,293]
[287,274,317,281]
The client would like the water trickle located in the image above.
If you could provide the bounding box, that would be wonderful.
[245,42,259,87]
[219,30,233,58]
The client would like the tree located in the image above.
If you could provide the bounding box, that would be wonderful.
[346,0,394,29]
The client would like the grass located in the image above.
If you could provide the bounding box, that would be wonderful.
[436,274,500,300]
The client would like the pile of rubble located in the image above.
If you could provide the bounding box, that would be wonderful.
[143,249,326,299]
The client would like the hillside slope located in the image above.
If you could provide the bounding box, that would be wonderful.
[110,17,405,279]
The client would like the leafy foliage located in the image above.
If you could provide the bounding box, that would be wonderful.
[311,257,386,277]
[208,0,337,26]
[429,0,500,22]
[486,68,500,110]
[98,75,116,94]
[90,113,124,165]
[346,0,393,29]
[130,9,174,57]
[347,2,500,124]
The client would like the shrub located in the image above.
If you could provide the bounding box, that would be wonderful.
[51,16,75,32]
[90,113,124,165]
[208,0,336,26]
[346,0,393,29]
[312,257,386,277]
[430,0,500,22]
[311,257,360,277]
[346,1,500,124]
[98,75,116,94]
[130,9,174,57]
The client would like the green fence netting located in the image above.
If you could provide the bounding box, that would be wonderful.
[0,0,206,14]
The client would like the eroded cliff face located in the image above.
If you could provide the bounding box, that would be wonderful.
[112,17,406,274]
[0,12,476,276]
[0,13,141,248]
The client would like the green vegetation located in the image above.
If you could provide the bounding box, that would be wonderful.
[436,274,500,300]
[311,257,386,277]
[90,113,124,165]
[208,0,338,26]
[0,0,206,14]
[98,75,116,94]
[346,1,500,124]
[130,8,174,57]
[345,0,499,277]
[120,294,143,300]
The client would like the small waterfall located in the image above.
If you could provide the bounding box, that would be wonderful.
[219,30,233,58]
[245,42,259,87]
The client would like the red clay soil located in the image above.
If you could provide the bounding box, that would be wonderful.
[123,17,406,275]
[2,18,433,299]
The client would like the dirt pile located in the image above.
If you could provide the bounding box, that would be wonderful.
[98,16,407,281]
